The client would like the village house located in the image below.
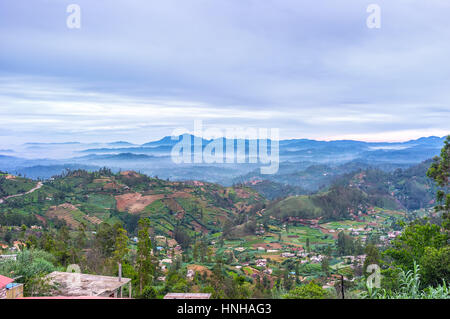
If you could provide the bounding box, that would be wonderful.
[186,269,195,280]
[255,259,267,267]
[344,254,367,265]
[388,231,402,239]
[255,227,265,235]
[160,258,173,264]
[281,252,296,258]
[0,254,17,261]
[309,255,323,263]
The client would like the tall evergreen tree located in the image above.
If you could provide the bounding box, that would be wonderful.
[113,225,129,265]
[427,135,450,229]
[136,218,154,294]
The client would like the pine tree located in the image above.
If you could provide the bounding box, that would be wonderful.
[427,135,450,229]
[137,218,154,294]
[113,225,129,265]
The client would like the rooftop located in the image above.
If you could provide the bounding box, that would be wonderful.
[19,296,122,299]
[164,293,211,299]
[0,274,14,289]
[46,271,131,297]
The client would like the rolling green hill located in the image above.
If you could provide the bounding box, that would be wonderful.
[332,160,438,210]
[0,169,266,240]
[0,172,37,197]
[263,186,369,222]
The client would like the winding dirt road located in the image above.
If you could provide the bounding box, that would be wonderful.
[0,181,43,204]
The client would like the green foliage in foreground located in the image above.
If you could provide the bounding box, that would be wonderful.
[427,135,450,215]
[362,262,449,299]
[0,249,56,296]
[283,281,328,299]
[383,221,449,287]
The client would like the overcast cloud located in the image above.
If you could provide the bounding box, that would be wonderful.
[0,0,449,144]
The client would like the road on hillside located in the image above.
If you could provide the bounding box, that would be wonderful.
[0,181,43,204]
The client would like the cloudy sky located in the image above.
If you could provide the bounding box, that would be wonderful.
[0,0,449,144]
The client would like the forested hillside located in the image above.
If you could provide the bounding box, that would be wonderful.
[332,160,438,210]
[264,186,369,221]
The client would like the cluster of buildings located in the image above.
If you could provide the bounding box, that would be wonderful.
[379,231,402,244]
[255,258,267,267]
[0,240,25,253]
[343,254,367,266]
[255,223,265,235]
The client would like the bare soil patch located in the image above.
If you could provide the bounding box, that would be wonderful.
[115,193,165,213]
[116,191,192,214]
[46,203,80,229]
[84,215,102,225]
[187,264,212,278]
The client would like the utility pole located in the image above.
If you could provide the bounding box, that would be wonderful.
[333,265,345,299]
[119,262,123,298]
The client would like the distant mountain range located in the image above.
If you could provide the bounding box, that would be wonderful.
[0,135,447,183]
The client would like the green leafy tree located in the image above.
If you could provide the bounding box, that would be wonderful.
[384,222,448,287]
[420,246,450,287]
[54,226,71,265]
[362,262,449,299]
[95,222,116,257]
[363,244,381,275]
[4,230,13,244]
[113,225,129,265]
[336,231,355,256]
[321,257,330,276]
[384,222,446,269]
[75,223,88,249]
[141,286,158,299]
[283,281,327,299]
[0,249,55,296]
